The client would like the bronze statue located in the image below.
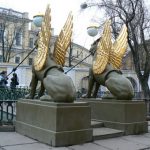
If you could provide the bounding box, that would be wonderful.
[27,5,76,102]
[86,20,134,100]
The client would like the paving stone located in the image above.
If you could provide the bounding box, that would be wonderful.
[0,122,150,150]
[68,143,109,150]
[3,143,51,150]
[51,147,70,150]
[94,137,148,150]
[0,132,36,146]
[142,148,150,150]
[122,135,150,146]
[143,133,150,138]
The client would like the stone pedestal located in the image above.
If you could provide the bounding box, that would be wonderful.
[83,99,148,135]
[15,100,92,147]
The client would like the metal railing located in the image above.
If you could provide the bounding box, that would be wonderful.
[0,87,30,127]
[0,87,30,100]
[0,100,16,125]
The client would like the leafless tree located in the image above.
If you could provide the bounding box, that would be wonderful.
[68,42,85,67]
[81,0,150,99]
[0,8,31,62]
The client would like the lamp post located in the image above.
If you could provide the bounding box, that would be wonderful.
[80,2,100,37]
[81,0,106,37]
[66,3,101,73]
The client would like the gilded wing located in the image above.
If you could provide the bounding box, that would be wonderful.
[53,12,73,66]
[93,20,112,74]
[34,5,51,71]
[109,24,128,69]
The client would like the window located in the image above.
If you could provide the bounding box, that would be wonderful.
[29,58,33,65]
[15,57,20,64]
[0,55,3,62]
[29,38,34,48]
[15,32,22,46]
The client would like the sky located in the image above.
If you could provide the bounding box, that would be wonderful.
[1,0,97,49]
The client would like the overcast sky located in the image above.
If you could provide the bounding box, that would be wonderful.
[1,0,150,49]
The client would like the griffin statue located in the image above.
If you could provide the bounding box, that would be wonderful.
[27,5,76,102]
[86,20,134,100]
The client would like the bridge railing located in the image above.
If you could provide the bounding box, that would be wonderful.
[0,87,30,100]
[0,87,30,128]
[0,100,16,125]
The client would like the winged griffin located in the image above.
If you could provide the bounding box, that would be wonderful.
[27,5,76,102]
[86,20,134,100]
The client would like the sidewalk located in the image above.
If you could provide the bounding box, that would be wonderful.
[0,124,150,150]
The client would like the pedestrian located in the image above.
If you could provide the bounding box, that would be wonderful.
[0,71,8,88]
[10,73,19,89]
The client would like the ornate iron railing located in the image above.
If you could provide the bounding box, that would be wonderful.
[0,100,16,125]
[0,87,30,100]
[0,87,30,129]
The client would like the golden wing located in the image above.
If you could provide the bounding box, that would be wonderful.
[93,20,112,74]
[34,5,51,71]
[53,12,73,66]
[109,24,128,69]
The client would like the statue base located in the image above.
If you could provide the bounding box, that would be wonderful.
[82,99,148,135]
[15,100,92,147]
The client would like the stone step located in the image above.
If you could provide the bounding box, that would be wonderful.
[93,127,124,141]
[91,120,104,128]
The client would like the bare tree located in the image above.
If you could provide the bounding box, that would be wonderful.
[81,0,150,99]
[68,42,85,67]
[0,8,31,63]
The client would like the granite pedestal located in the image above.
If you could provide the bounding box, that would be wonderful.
[15,100,92,147]
[83,99,148,135]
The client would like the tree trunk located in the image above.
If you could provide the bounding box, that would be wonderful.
[68,42,73,67]
[139,76,150,99]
